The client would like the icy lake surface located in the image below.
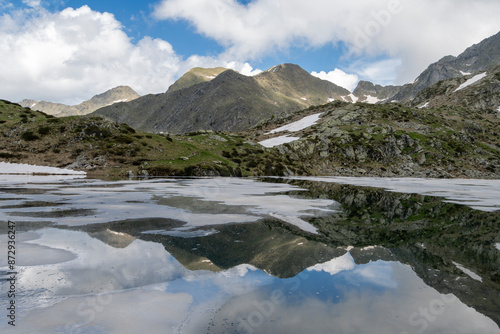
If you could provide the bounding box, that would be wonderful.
[0,176,499,333]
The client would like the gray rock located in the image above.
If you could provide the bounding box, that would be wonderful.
[208,134,228,142]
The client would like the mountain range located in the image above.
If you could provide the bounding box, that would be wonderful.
[89,31,499,133]
[19,86,140,117]
[93,64,352,133]
[16,30,500,134]
[2,29,499,179]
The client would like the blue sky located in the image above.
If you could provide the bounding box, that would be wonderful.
[1,0,500,104]
[62,0,351,71]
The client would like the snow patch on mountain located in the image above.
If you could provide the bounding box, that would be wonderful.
[259,135,300,148]
[364,95,380,104]
[266,113,322,134]
[454,72,487,92]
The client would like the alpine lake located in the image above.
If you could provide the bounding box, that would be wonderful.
[1,175,499,334]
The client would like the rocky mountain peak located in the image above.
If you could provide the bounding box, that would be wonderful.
[352,80,402,103]
[167,67,229,93]
[353,81,377,95]
[259,63,313,80]
[390,30,500,102]
[87,86,140,105]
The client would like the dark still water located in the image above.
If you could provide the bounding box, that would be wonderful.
[0,175,499,333]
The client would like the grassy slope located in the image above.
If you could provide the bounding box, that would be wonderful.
[2,98,499,178]
[247,101,500,178]
[0,100,302,177]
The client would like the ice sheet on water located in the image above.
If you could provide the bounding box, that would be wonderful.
[1,228,499,334]
[0,177,338,234]
[287,176,500,212]
[0,162,86,175]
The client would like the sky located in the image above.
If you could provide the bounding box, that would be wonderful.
[1,0,500,105]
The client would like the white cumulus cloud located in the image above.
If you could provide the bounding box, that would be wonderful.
[0,5,261,104]
[311,69,359,92]
[0,6,178,104]
[2,1,500,104]
[154,0,500,84]
[347,58,403,86]
[21,0,40,7]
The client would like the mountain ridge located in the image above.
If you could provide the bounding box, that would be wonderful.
[93,63,352,134]
[19,86,140,117]
[388,30,500,102]
[409,64,500,112]
[348,30,500,103]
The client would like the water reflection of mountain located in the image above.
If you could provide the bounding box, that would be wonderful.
[74,179,500,327]
[80,219,347,278]
[88,229,136,248]
[280,179,500,327]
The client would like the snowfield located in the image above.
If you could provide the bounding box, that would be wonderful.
[419,102,430,109]
[287,176,500,212]
[0,162,86,175]
[266,112,322,134]
[454,72,487,92]
[259,135,300,148]
[364,95,381,104]
[259,112,323,147]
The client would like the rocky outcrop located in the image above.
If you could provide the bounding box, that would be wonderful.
[251,101,500,179]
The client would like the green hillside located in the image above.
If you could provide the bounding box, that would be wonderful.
[0,100,302,177]
[247,101,500,178]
